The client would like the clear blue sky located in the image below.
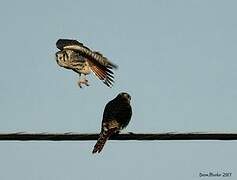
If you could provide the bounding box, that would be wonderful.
[0,0,236,179]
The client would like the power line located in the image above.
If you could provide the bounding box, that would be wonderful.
[0,132,236,141]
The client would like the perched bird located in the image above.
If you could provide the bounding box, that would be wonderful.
[55,39,118,88]
[93,92,132,154]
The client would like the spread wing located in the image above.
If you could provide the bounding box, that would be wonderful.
[56,39,118,87]
[86,54,115,87]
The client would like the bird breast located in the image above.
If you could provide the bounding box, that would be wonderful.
[56,50,91,75]
[78,61,91,75]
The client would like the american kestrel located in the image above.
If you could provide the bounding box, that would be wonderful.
[55,39,118,88]
[93,92,132,154]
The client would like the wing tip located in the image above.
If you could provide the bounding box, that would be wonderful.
[104,79,114,88]
[107,63,118,69]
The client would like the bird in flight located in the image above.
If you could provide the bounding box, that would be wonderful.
[93,92,132,154]
[55,39,118,88]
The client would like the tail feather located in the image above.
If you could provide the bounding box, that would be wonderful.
[92,128,117,154]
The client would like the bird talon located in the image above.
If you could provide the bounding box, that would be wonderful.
[77,81,82,88]
[77,79,89,88]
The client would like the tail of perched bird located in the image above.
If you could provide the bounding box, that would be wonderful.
[92,128,118,154]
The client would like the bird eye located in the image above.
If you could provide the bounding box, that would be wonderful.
[63,54,67,61]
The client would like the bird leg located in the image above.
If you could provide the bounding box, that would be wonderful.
[77,74,89,88]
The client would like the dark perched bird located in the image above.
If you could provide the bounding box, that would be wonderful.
[93,92,132,154]
[55,39,118,88]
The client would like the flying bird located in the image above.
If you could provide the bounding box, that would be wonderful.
[93,92,132,154]
[55,39,118,88]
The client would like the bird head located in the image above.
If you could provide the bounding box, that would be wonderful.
[118,92,131,103]
[55,50,70,69]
